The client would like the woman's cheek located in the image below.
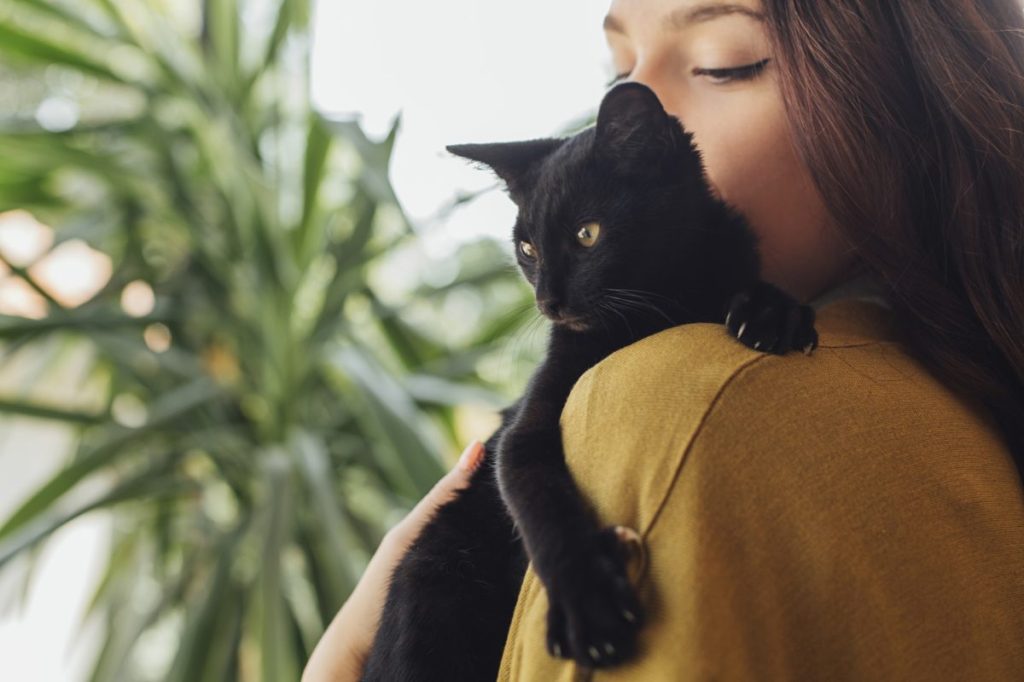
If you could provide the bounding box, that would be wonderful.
[687,91,787,206]
[690,128,763,207]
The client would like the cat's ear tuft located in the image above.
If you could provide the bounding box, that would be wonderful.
[595,82,686,173]
[446,139,562,198]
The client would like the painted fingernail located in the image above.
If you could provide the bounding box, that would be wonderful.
[458,440,484,471]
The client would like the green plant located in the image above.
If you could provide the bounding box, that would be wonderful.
[0,1,537,679]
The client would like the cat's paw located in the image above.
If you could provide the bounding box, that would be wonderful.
[725,282,819,355]
[544,526,644,668]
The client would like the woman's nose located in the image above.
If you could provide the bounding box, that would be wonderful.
[624,61,684,123]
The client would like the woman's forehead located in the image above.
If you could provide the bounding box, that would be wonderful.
[604,0,765,36]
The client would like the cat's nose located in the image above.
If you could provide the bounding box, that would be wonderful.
[537,297,562,318]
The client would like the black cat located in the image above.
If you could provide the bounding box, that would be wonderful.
[359,82,818,681]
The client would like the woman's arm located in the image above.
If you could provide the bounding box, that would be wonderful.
[301,440,485,682]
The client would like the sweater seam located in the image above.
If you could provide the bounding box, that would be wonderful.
[641,351,772,541]
[641,338,896,541]
[820,339,899,350]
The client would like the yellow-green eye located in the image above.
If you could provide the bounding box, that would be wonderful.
[519,240,536,258]
[576,221,601,247]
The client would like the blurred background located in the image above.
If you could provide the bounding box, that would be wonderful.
[0,0,613,679]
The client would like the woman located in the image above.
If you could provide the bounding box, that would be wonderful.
[305,0,1024,679]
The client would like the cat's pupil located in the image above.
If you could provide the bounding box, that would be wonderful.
[520,241,536,258]
[576,222,601,247]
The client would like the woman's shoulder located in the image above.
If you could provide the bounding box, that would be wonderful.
[582,296,902,389]
[559,297,1020,530]
[567,297,1000,446]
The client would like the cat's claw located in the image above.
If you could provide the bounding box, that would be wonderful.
[726,282,818,355]
[544,526,644,668]
[547,608,569,659]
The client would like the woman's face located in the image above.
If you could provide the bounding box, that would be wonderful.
[603,0,859,302]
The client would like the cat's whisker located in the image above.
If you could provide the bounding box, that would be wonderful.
[526,313,548,355]
[516,313,547,367]
[605,286,684,312]
[594,300,614,329]
[610,300,652,336]
[604,288,681,326]
[594,302,613,335]
[594,301,615,332]
[609,295,677,334]
[605,286,666,305]
[599,298,637,340]
[603,292,655,320]
[626,298,676,326]
[498,302,545,381]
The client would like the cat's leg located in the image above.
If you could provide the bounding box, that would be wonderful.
[499,419,644,668]
[540,523,644,667]
[724,281,819,355]
[496,340,645,670]
[360,441,527,682]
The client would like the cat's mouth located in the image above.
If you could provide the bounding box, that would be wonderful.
[551,315,590,332]
[537,300,591,331]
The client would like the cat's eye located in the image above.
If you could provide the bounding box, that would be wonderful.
[519,240,536,259]
[576,222,601,248]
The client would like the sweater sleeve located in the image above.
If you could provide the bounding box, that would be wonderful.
[498,306,1024,681]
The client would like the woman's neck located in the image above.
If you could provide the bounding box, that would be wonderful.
[807,268,889,311]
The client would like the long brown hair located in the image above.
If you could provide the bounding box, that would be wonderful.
[762,0,1024,485]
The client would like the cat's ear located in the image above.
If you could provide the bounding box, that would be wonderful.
[446,139,561,199]
[594,82,685,173]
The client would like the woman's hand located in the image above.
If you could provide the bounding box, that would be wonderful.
[301,440,486,682]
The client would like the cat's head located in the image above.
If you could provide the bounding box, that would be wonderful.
[448,82,746,332]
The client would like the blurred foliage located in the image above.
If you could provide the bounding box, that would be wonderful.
[0,0,545,679]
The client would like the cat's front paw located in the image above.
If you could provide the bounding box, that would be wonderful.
[544,526,644,668]
[725,282,818,355]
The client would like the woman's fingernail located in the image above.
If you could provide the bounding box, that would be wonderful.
[457,440,484,471]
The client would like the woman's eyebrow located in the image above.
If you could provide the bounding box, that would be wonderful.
[603,3,765,35]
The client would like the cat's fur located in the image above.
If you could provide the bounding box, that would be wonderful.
[359,82,818,681]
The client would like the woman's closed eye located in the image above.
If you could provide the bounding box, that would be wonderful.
[606,58,771,88]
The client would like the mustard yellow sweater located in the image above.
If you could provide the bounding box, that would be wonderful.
[497,297,1024,680]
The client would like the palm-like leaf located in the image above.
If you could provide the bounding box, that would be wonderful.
[0,0,538,678]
